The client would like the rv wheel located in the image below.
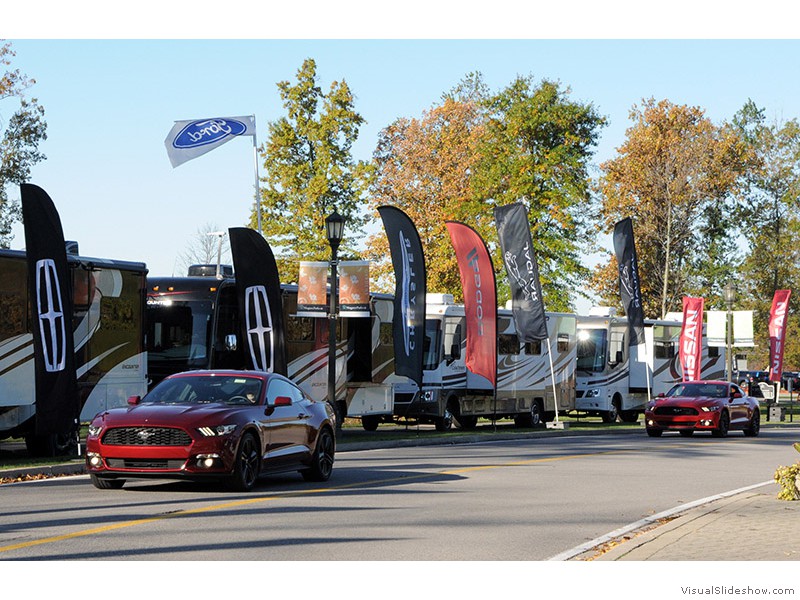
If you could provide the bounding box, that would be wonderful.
[601,398,620,424]
[435,408,453,432]
[361,415,380,431]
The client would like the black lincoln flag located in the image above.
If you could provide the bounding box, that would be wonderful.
[229,227,287,375]
[20,183,80,437]
[494,202,548,341]
[377,206,426,386]
[613,217,645,346]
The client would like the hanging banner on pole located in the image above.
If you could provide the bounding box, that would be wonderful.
[680,296,705,382]
[446,221,497,388]
[377,206,427,387]
[768,289,791,383]
[229,227,287,375]
[613,217,645,346]
[297,262,329,317]
[165,115,256,168]
[493,202,548,341]
[339,261,370,318]
[20,184,81,436]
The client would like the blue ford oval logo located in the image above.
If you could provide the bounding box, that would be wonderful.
[172,118,248,149]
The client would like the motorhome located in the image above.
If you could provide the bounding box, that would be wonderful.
[391,293,577,430]
[145,274,415,428]
[0,247,148,455]
[575,308,725,423]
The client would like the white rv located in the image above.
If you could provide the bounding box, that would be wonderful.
[393,294,576,430]
[0,248,148,455]
[575,308,726,422]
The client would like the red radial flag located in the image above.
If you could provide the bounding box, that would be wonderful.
[680,297,705,382]
[445,221,497,387]
[768,290,791,383]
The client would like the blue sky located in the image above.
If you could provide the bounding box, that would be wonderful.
[3,10,800,311]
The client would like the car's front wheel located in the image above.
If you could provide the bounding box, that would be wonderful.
[646,427,662,437]
[302,427,335,482]
[712,411,730,438]
[743,409,760,437]
[228,432,261,492]
[90,474,125,489]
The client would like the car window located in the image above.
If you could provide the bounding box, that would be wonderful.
[145,375,264,405]
[266,378,300,405]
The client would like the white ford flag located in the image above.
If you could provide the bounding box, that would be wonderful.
[164,115,256,167]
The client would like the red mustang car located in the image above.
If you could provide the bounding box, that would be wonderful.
[644,380,761,438]
[85,370,336,491]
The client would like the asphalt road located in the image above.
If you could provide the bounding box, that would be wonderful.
[0,428,796,562]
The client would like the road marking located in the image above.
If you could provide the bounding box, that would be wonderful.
[0,441,744,555]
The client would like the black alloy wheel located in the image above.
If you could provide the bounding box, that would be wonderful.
[743,409,760,437]
[712,411,730,438]
[229,433,261,492]
[302,427,335,482]
[90,474,125,490]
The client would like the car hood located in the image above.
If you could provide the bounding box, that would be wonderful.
[92,403,248,428]
[652,396,720,407]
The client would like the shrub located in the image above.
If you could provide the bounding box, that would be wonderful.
[774,443,800,501]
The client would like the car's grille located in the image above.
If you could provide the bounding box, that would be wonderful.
[102,427,192,446]
[654,406,699,416]
[106,458,186,470]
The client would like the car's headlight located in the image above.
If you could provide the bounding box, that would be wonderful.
[88,424,103,437]
[586,388,600,398]
[701,405,721,412]
[198,424,238,437]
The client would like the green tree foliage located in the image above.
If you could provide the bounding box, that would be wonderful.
[731,100,800,369]
[0,41,47,247]
[255,58,371,282]
[367,73,605,311]
[593,98,750,318]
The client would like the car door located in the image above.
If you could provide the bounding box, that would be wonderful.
[728,383,749,426]
[263,377,312,469]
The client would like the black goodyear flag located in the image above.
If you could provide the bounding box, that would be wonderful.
[20,183,80,436]
[613,217,645,346]
[228,227,287,375]
[377,206,426,386]
[494,202,548,341]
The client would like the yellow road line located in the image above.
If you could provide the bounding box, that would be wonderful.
[0,446,642,555]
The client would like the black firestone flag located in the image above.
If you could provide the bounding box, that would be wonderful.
[228,227,287,375]
[613,217,645,346]
[377,206,426,386]
[494,202,548,341]
[20,183,80,436]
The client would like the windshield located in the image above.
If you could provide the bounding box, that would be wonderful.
[145,375,264,405]
[146,301,212,368]
[666,383,728,398]
[577,328,607,373]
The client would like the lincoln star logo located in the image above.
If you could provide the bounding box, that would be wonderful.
[35,258,67,372]
[245,285,274,372]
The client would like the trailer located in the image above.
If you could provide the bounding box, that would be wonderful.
[145,274,414,428]
[0,247,148,454]
[391,293,577,430]
[575,309,725,423]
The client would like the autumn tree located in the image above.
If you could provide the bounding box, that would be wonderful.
[256,58,371,282]
[0,41,47,247]
[593,98,749,318]
[366,86,486,300]
[367,74,605,311]
[730,100,800,369]
[474,76,605,311]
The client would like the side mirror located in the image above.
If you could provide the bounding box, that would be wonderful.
[265,395,291,415]
[127,395,141,406]
[225,334,238,352]
[656,393,666,398]
[731,391,743,399]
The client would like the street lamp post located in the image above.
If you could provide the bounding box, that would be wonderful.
[723,282,737,385]
[325,210,345,435]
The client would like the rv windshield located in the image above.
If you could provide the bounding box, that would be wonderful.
[423,319,441,370]
[146,301,212,370]
[577,328,607,373]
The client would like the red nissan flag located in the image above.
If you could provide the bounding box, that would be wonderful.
[768,289,791,383]
[445,221,497,387]
[680,296,705,382]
